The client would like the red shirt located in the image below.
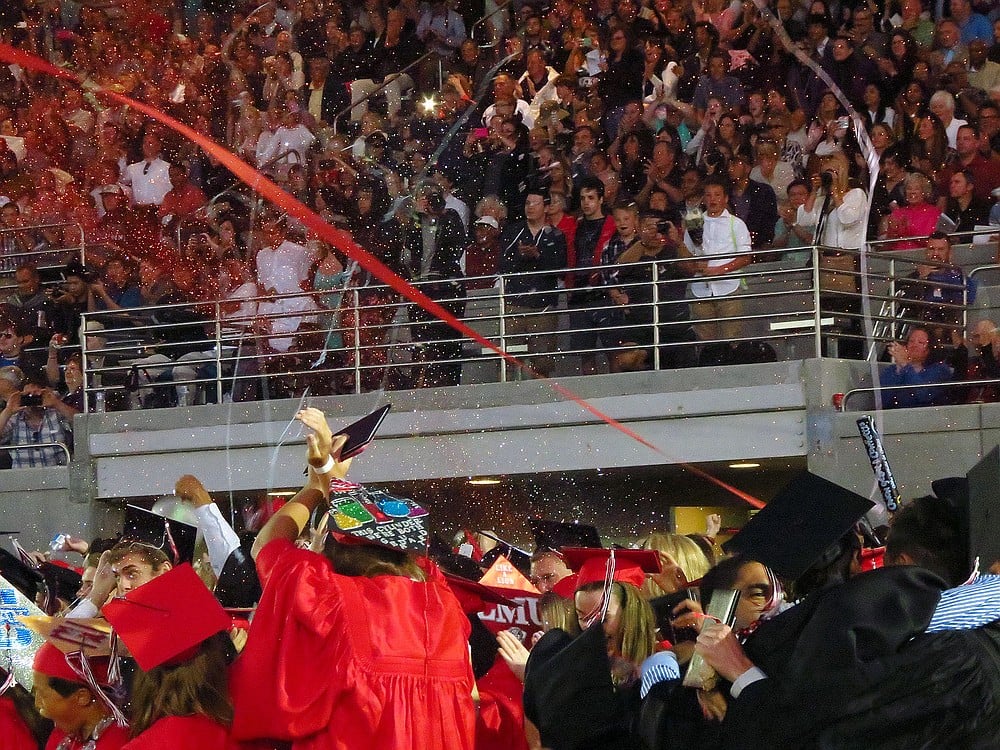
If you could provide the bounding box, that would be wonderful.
[935,154,1000,202]
[158,183,208,222]
[230,539,476,750]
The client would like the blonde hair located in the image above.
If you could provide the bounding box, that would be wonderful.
[538,591,581,636]
[577,581,656,667]
[640,533,711,598]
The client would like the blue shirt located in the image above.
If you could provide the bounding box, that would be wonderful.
[880,361,954,408]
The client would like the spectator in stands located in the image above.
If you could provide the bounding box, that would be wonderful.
[937,124,1000,203]
[0,375,73,468]
[49,262,93,346]
[727,151,777,254]
[158,163,208,234]
[900,232,969,349]
[0,198,30,273]
[90,256,143,311]
[122,132,172,206]
[942,169,992,241]
[567,177,617,375]
[405,183,467,388]
[4,263,51,323]
[0,313,44,380]
[881,326,956,408]
[956,318,1000,402]
[774,179,813,262]
[883,173,942,250]
[416,0,466,89]
[683,175,752,350]
[499,188,567,378]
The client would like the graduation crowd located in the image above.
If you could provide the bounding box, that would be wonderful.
[0,0,1000,403]
[2,405,1000,749]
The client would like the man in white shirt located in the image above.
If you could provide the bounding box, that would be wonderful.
[683,176,752,344]
[122,133,171,206]
[482,74,534,128]
[257,106,315,178]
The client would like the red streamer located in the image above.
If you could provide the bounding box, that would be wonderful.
[0,44,764,510]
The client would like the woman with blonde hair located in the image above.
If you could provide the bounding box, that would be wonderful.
[882,172,941,250]
[640,532,712,598]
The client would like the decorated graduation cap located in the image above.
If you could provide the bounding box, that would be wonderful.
[0,562,47,692]
[530,519,602,553]
[26,615,127,727]
[723,471,874,581]
[479,532,531,576]
[327,482,430,554]
[121,504,198,565]
[562,547,662,590]
[102,563,230,672]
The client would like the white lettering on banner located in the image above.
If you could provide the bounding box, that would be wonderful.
[477,596,544,627]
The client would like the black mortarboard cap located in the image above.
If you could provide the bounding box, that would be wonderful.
[530,519,602,553]
[523,624,638,750]
[428,535,485,580]
[39,562,82,614]
[479,533,531,577]
[0,547,43,602]
[939,446,1000,571]
[121,504,198,565]
[723,472,874,581]
[212,532,261,608]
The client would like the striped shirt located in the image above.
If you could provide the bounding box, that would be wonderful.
[927,574,1000,633]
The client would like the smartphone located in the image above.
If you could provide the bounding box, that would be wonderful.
[473,127,489,140]
[335,404,392,459]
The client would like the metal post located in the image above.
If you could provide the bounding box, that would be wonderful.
[498,276,508,383]
[812,244,822,357]
[651,260,661,371]
[215,302,223,404]
[352,288,362,395]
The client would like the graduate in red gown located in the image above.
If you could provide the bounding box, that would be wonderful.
[31,643,129,750]
[101,563,238,750]
[0,667,51,750]
[230,407,477,750]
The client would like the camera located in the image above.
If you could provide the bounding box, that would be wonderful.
[820,170,835,188]
[20,393,43,408]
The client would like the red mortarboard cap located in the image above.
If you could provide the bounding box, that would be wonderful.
[562,548,662,590]
[102,564,229,671]
[122,504,198,565]
[723,472,874,581]
[33,642,111,686]
[551,573,578,599]
[529,519,602,553]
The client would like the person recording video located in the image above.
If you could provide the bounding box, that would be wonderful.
[0,374,74,469]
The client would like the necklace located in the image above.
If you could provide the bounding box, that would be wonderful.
[57,716,115,750]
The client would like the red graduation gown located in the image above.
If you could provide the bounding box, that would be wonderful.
[121,715,235,750]
[45,723,129,750]
[1,696,38,750]
[230,539,476,750]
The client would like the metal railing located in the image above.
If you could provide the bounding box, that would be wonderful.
[69,242,971,410]
[839,377,1000,412]
[0,221,86,288]
[0,442,72,467]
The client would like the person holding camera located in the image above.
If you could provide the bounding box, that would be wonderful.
[0,374,74,468]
